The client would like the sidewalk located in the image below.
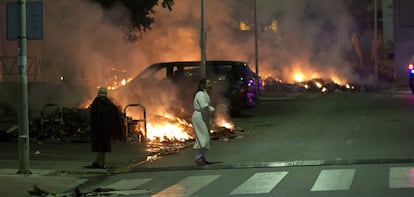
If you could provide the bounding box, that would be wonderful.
[0,141,150,196]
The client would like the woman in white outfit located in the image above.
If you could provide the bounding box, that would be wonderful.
[192,77,215,165]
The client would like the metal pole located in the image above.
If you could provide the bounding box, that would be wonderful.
[374,0,378,87]
[200,0,206,78]
[254,0,259,75]
[17,0,31,175]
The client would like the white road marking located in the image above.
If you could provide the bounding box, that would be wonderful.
[311,169,355,191]
[103,178,152,190]
[152,175,220,197]
[230,171,288,195]
[389,167,414,188]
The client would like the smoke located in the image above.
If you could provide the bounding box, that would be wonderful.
[147,0,359,84]
[1,0,367,115]
[40,0,361,85]
[41,0,140,85]
[221,0,358,83]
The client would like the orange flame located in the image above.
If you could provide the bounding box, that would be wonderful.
[145,122,193,142]
[107,78,132,90]
[216,118,235,131]
[132,113,235,142]
[259,59,348,86]
[131,113,194,142]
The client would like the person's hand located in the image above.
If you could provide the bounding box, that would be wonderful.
[208,106,215,112]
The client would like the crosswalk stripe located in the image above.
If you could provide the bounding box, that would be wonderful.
[230,171,288,195]
[389,167,414,188]
[311,169,355,191]
[153,175,221,197]
[103,178,152,190]
[89,166,414,195]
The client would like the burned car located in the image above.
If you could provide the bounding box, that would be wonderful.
[119,60,262,117]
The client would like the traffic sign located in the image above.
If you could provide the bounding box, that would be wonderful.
[7,1,44,40]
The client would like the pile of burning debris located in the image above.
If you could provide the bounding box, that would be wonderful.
[263,77,374,93]
[0,103,242,159]
[144,126,239,160]
[2,104,242,147]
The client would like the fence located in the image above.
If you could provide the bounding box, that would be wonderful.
[0,56,41,81]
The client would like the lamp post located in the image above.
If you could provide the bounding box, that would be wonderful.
[374,0,378,87]
[17,0,31,175]
[200,0,206,78]
[254,0,259,75]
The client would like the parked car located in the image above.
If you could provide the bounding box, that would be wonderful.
[121,60,262,116]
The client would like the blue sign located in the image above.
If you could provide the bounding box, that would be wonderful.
[7,1,44,40]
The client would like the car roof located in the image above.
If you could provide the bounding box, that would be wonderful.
[135,60,258,80]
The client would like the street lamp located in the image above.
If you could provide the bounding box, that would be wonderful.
[374,0,378,87]
[17,0,31,175]
[254,0,259,75]
[200,0,206,78]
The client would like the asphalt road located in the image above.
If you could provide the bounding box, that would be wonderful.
[79,88,414,196]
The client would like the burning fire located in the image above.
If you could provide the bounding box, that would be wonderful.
[131,113,235,142]
[141,114,194,142]
[105,67,132,90]
[107,77,132,90]
[145,121,192,142]
[260,59,355,93]
[293,73,305,82]
[216,118,235,130]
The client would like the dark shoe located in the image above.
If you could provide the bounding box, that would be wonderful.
[100,164,109,169]
[203,160,213,165]
[92,162,109,169]
[92,162,100,168]
[195,160,206,165]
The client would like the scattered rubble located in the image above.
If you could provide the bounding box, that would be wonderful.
[263,77,376,93]
[0,103,243,161]
[210,126,240,140]
[30,107,90,143]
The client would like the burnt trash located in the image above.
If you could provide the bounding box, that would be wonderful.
[210,126,239,140]
[146,141,190,156]
[30,104,91,143]
[20,101,243,161]
[40,103,64,138]
[61,107,90,142]
[263,77,305,93]
[263,76,372,94]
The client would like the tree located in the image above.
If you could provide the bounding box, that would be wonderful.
[90,0,174,42]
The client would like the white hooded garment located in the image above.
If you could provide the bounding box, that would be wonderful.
[192,90,214,149]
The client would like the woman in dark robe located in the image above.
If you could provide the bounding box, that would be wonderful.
[90,87,123,168]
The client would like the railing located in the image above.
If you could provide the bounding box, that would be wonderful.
[0,56,40,81]
[123,103,147,142]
